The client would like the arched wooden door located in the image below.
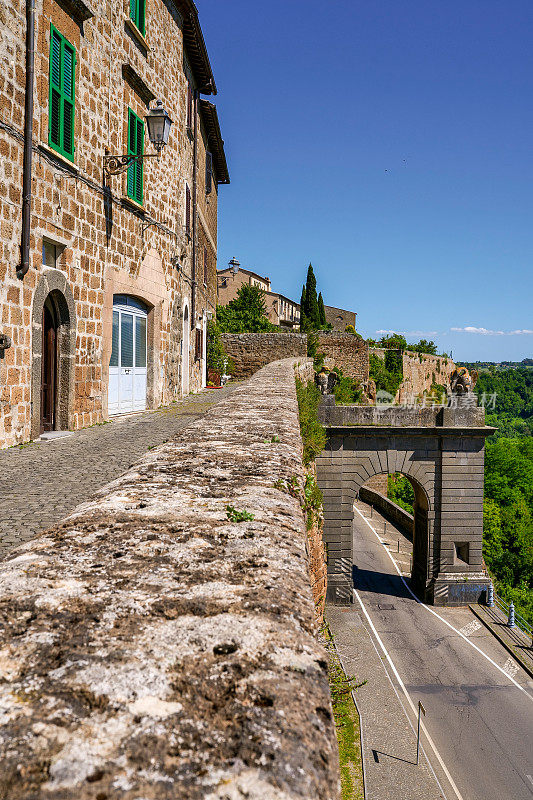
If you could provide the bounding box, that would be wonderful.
[40,298,57,433]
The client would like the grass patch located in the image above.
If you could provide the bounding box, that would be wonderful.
[295,378,326,466]
[323,625,365,800]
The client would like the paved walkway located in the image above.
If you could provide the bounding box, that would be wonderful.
[0,385,237,559]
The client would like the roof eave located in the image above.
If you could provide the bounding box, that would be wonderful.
[200,99,230,185]
[173,0,217,95]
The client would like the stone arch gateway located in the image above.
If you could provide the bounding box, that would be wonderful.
[316,398,494,606]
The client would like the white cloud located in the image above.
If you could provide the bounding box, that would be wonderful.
[450,326,533,336]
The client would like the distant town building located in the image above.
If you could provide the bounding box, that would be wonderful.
[263,291,300,329]
[324,305,357,332]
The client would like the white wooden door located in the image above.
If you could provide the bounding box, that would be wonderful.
[108,298,148,415]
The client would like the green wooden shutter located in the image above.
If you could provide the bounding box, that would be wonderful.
[127,109,144,205]
[62,42,75,157]
[135,116,143,203]
[130,0,145,34]
[48,25,75,160]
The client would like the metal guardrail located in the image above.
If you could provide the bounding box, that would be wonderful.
[487,583,532,644]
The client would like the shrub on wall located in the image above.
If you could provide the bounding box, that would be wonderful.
[295,378,326,466]
[369,353,403,397]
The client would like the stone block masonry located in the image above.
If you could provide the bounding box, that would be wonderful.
[221,332,307,378]
[0,359,339,800]
[317,332,369,383]
[221,330,370,384]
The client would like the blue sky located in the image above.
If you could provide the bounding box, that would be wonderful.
[200,0,532,361]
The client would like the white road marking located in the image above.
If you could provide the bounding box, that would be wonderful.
[353,504,533,700]
[459,619,482,637]
[502,657,519,679]
[526,774,533,786]
[354,589,464,800]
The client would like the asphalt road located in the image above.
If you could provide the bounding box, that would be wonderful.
[352,502,533,800]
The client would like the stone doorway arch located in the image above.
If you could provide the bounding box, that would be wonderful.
[31,270,76,440]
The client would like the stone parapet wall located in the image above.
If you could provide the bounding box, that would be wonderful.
[317,332,369,383]
[359,486,414,537]
[221,332,307,378]
[0,359,339,800]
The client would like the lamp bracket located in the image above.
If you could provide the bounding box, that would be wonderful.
[104,153,160,176]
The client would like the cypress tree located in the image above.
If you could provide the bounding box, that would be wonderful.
[299,284,307,331]
[305,264,320,329]
[318,292,326,326]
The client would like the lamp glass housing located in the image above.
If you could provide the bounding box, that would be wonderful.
[146,101,173,153]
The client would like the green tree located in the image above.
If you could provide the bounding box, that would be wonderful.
[318,291,326,326]
[304,264,320,329]
[407,339,438,355]
[377,333,407,350]
[216,284,276,333]
[299,284,307,331]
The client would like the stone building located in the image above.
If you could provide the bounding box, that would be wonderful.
[263,290,300,329]
[217,265,272,303]
[324,305,357,332]
[217,266,300,328]
[0,0,229,448]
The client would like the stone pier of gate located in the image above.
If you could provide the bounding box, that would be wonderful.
[316,397,495,606]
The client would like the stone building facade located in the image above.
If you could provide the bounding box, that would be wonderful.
[0,0,229,448]
[217,266,301,328]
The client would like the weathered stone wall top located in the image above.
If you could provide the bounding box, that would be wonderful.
[0,359,339,800]
[221,332,307,379]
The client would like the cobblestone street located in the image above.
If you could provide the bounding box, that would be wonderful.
[0,385,237,558]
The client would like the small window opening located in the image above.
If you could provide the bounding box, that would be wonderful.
[455,542,470,565]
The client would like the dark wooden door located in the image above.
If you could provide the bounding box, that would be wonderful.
[41,301,57,433]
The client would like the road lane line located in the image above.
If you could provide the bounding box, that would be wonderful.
[353,588,464,800]
[353,504,533,701]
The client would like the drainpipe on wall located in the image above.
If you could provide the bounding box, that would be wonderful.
[17,0,36,280]
[191,88,198,332]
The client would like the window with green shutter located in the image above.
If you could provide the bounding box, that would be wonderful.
[129,0,145,35]
[127,109,144,205]
[48,25,75,161]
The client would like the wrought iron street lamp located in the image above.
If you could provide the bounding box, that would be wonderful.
[104,100,173,176]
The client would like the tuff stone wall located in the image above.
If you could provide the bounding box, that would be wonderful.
[0,359,339,800]
[0,0,222,448]
[369,349,456,402]
[221,332,307,378]
[317,332,369,383]
[400,351,456,401]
